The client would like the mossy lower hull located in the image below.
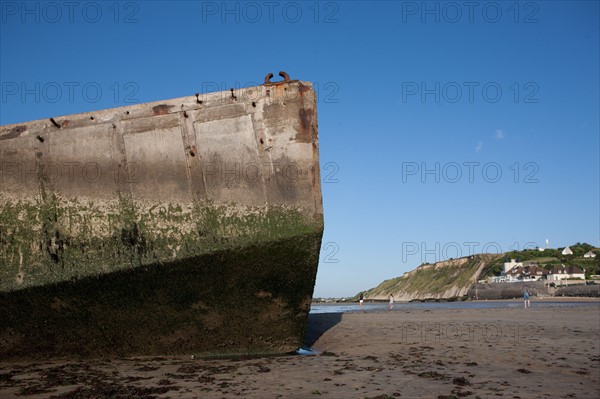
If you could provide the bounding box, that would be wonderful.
[0,232,321,360]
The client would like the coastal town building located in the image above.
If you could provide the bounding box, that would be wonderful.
[583,251,597,258]
[506,264,549,281]
[490,274,535,283]
[492,260,589,285]
[503,259,523,273]
[490,275,508,283]
[546,265,585,281]
[561,247,573,255]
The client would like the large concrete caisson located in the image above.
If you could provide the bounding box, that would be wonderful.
[0,74,323,359]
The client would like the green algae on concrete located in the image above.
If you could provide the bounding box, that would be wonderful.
[0,195,322,293]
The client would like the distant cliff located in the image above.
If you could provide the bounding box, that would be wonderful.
[365,254,500,301]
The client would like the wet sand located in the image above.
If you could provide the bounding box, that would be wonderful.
[1,303,598,398]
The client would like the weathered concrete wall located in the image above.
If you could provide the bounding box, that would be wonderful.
[0,77,323,358]
[551,284,599,297]
[468,281,546,299]
[468,282,600,299]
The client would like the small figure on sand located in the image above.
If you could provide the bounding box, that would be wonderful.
[524,287,531,308]
[389,293,394,310]
[359,292,364,311]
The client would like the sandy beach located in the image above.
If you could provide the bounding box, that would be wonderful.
[1,301,598,399]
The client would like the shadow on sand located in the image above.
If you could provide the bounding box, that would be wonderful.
[303,312,343,348]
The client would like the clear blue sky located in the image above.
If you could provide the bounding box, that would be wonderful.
[1,1,598,297]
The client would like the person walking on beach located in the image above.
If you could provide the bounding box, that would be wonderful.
[359,292,364,311]
[389,293,394,310]
[524,287,531,308]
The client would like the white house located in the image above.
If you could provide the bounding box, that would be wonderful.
[546,265,585,281]
[507,264,548,281]
[583,251,596,258]
[503,259,523,273]
[561,247,573,255]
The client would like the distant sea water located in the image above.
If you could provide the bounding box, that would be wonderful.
[310,300,599,314]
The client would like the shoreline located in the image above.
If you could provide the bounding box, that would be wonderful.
[313,296,600,305]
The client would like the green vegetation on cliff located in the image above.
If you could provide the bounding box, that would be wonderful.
[366,254,499,299]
